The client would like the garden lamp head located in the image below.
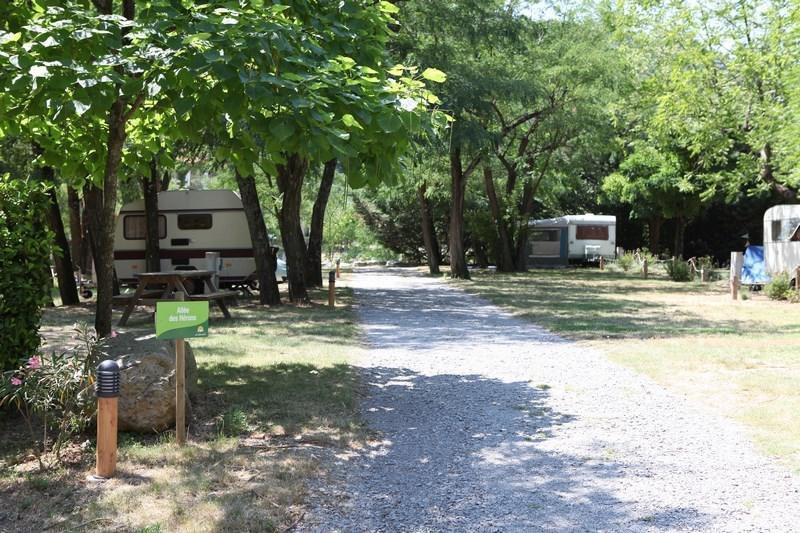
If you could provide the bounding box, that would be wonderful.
[95,360,120,398]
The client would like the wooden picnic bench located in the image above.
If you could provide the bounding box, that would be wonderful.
[117,270,237,327]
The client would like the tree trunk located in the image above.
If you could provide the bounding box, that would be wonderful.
[277,154,310,303]
[67,187,82,272]
[142,159,161,272]
[235,170,281,305]
[80,199,92,276]
[449,148,470,279]
[673,216,686,259]
[43,167,79,306]
[160,170,171,192]
[513,180,537,272]
[85,99,127,337]
[417,182,441,275]
[474,241,490,269]
[648,217,662,255]
[305,159,336,288]
[483,166,515,272]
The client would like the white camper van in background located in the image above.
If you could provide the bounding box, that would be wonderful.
[763,204,800,280]
[114,189,286,288]
[528,214,617,267]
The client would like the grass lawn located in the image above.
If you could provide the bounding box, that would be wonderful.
[0,280,366,532]
[455,267,800,472]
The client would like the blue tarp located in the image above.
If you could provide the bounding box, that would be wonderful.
[742,245,770,285]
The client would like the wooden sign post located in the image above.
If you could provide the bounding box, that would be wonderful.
[156,296,209,446]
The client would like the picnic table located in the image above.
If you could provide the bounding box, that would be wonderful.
[116,270,237,327]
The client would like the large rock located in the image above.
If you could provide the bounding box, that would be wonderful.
[105,333,198,433]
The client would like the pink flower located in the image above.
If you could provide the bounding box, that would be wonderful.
[10,377,22,386]
[26,356,41,370]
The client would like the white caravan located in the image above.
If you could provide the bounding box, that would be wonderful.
[763,204,800,279]
[528,214,617,267]
[114,189,286,287]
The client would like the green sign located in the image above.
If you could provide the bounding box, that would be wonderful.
[156,301,209,340]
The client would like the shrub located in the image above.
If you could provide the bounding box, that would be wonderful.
[617,252,635,272]
[665,258,691,282]
[0,324,103,468]
[0,175,54,370]
[765,272,792,301]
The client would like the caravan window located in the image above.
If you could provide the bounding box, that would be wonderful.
[123,215,166,240]
[178,213,212,230]
[576,225,609,240]
[530,229,560,242]
[771,218,800,241]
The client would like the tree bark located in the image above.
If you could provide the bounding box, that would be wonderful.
[449,147,470,279]
[85,98,127,337]
[235,170,281,305]
[648,216,662,255]
[483,166,515,272]
[276,154,310,303]
[513,180,538,271]
[80,199,92,276]
[305,159,336,288]
[142,158,161,272]
[43,167,80,305]
[417,182,440,275]
[673,216,686,259]
[67,187,82,272]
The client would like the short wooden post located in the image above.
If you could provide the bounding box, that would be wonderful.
[730,251,743,300]
[599,256,605,271]
[328,271,336,308]
[95,360,120,478]
[336,259,341,279]
[174,292,186,446]
[700,268,708,282]
[642,257,648,279]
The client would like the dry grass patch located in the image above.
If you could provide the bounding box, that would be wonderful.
[459,268,800,471]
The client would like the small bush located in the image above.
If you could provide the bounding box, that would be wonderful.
[617,252,635,272]
[665,259,691,282]
[765,272,792,301]
[0,324,103,468]
[216,408,248,436]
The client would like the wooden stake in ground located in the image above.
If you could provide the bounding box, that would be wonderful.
[642,257,648,279]
[599,256,605,271]
[730,251,743,301]
[336,259,341,279]
[328,270,336,308]
[95,360,120,478]
[175,291,186,446]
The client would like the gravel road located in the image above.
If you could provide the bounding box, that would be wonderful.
[299,269,800,532]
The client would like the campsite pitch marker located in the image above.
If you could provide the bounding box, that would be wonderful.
[156,294,209,446]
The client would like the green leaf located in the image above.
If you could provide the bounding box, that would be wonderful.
[269,120,295,142]
[341,114,363,130]
[421,68,447,83]
[379,1,400,14]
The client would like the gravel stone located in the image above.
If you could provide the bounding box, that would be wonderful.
[299,269,800,532]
